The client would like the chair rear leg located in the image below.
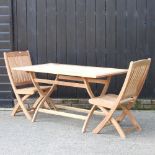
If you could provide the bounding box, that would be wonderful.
[116,101,135,123]
[82,105,96,133]
[15,95,32,120]
[93,107,126,138]
[121,106,142,131]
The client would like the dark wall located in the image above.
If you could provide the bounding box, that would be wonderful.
[1,0,155,106]
[0,0,13,107]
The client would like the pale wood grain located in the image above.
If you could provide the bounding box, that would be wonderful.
[13,63,127,78]
[87,58,151,138]
[4,51,52,120]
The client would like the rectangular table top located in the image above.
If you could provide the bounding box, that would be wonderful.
[13,63,127,78]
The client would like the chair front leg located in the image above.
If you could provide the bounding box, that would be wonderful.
[12,94,31,116]
[15,94,32,120]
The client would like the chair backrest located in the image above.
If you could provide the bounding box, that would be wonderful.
[4,50,33,87]
[119,58,151,101]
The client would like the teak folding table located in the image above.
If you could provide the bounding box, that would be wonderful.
[13,63,127,131]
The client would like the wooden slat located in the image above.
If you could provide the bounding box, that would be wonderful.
[86,0,96,66]
[64,0,77,98]
[106,0,116,49]
[38,108,87,120]
[0,66,7,74]
[0,24,10,32]
[96,0,106,67]
[0,74,10,83]
[12,0,17,49]
[0,42,11,49]
[11,0,155,99]
[58,75,108,84]
[0,83,11,91]
[5,51,33,85]
[16,0,27,49]
[56,104,103,115]
[27,0,37,64]
[57,0,66,64]
[46,0,57,97]
[105,0,117,93]
[13,63,127,78]
[76,0,86,66]
[36,0,47,80]
[0,15,10,23]
[0,99,13,108]
[0,58,5,66]
[0,50,11,57]
[126,0,137,51]
[0,7,9,15]
[34,78,86,88]
[57,0,67,98]
[46,0,57,63]
[95,0,106,95]
[85,0,97,102]
[76,0,86,98]
[116,0,126,50]
[0,33,10,40]
[37,0,46,64]
[66,0,76,65]
[0,0,10,6]
[0,91,12,99]
[147,0,155,98]
[136,0,147,50]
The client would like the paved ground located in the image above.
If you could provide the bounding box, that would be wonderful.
[0,110,155,155]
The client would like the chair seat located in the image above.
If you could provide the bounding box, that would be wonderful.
[16,86,50,95]
[89,94,134,108]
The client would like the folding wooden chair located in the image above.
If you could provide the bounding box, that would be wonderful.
[4,51,56,120]
[83,58,151,138]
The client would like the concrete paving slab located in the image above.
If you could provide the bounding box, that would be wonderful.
[0,110,155,155]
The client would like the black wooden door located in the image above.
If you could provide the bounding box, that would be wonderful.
[0,0,13,107]
[1,0,155,108]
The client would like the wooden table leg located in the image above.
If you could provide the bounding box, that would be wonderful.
[82,77,111,132]
[83,78,95,98]
[100,76,111,97]
[31,75,59,122]
[29,72,57,110]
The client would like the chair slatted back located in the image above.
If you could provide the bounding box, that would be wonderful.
[4,51,33,87]
[119,59,151,100]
